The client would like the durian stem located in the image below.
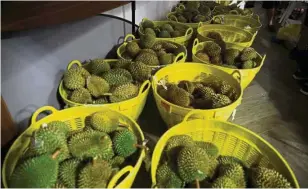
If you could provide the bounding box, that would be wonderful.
[134,144,146,149]
[195,179,200,189]
[52,150,61,159]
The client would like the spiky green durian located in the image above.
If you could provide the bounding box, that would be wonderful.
[56,144,71,162]
[135,52,160,66]
[86,75,110,97]
[166,85,191,107]
[195,141,219,158]
[156,162,183,188]
[212,176,238,188]
[196,52,210,62]
[177,146,210,182]
[194,86,216,100]
[217,155,244,166]
[126,41,141,58]
[109,83,139,103]
[142,19,155,29]
[44,121,70,136]
[240,47,257,61]
[93,97,109,104]
[144,27,156,36]
[218,80,232,95]
[110,156,125,167]
[140,34,156,49]
[160,41,178,51]
[208,158,219,179]
[90,111,119,133]
[91,59,111,75]
[251,167,292,188]
[242,60,256,69]
[54,181,67,188]
[212,94,232,108]
[171,30,182,37]
[121,51,133,60]
[63,74,85,90]
[152,42,163,51]
[178,80,195,94]
[224,48,240,65]
[160,23,174,33]
[9,152,60,188]
[101,70,133,87]
[158,30,171,38]
[192,15,207,23]
[159,53,174,65]
[177,15,188,23]
[204,41,221,57]
[227,88,239,101]
[211,55,223,65]
[59,159,81,188]
[70,88,92,104]
[112,129,138,158]
[140,48,157,55]
[164,135,195,158]
[128,61,151,82]
[68,130,114,160]
[207,32,223,41]
[112,59,132,69]
[78,159,113,188]
[156,49,167,57]
[218,163,246,188]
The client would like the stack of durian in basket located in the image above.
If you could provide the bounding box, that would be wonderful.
[212,4,252,16]
[62,58,152,104]
[9,110,142,188]
[157,72,239,110]
[156,134,293,188]
[195,32,258,69]
[122,23,186,66]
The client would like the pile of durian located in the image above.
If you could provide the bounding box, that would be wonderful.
[62,58,151,104]
[122,31,185,66]
[156,134,293,188]
[140,19,189,39]
[171,1,212,23]
[196,32,258,69]
[157,73,238,109]
[212,4,252,16]
[9,110,142,188]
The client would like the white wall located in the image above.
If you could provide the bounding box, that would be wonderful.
[1,1,178,132]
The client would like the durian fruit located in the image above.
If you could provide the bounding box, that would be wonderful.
[121,51,133,60]
[140,48,157,56]
[204,41,221,57]
[101,69,133,87]
[219,163,246,188]
[251,167,292,188]
[159,53,174,65]
[160,23,174,33]
[164,135,195,158]
[70,88,92,104]
[56,144,71,162]
[54,181,67,188]
[170,30,182,37]
[156,162,183,188]
[177,146,210,182]
[212,94,232,108]
[177,15,188,23]
[135,52,160,66]
[192,15,207,22]
[90,111,119,133]
[186,1,200,9]
[211,176,238,188]
[166,85,192,107]
[86,75,110,97]
[159,41,178,50]
[68,130,114,160]
[59,158,81,188]
[158,30,171,38]
[152,42,163,51]
[195,141,219,158]
[110,156,125,167]
[109,83,139,103]
[240,47,257,61]
[140,34,156,49]
[208,158,219,179]
[126,41,141,58]
[44,121,70,136]
[227,88,239,101]
[128,61,151,82]
[211,55,223,65]
[178,80,195,94]
[93,97,109,104]
[144,27,156,36]
[63,73,85,90]
[217,80,232,95]
[196,52,210,62]
[112,129,139,158]
[242,60,256,69]
[65,66,91,79]
[217,155,244,166]
[78,159,113,188]
[112,59,132,69]
[156,49,167,57]
[142,19,155,29]
[224,48,240,65]
[9,151,60,188]
[91,59,111,75]
[194,86,216,101]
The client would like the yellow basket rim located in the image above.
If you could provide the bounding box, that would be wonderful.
[211,14,262,29]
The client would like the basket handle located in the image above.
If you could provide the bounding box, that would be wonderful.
[67,60,82,70]
[183,110,205,122]
[173,52,185,63]
[198,22,204,29]
[168,14,178,22]
[213,16,223,24]
[124,34,136,43]
[107,165,134,188]
[177,4,185,11]
[231,70,242,84]
[31,106,58,124]
[184,27,193,37]
[193,38,200,48]
[138,80,151,95]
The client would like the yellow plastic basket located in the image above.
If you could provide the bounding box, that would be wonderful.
[117,34,187,69]
[138,18,193,46]
[212,5,253,16]
[2,106,146,188]
[151,62,243,128]
[166,12,212,29]
[192,39,266,89]
[58,59,151,120]
[151,110,300,188]
[197,23,254,47]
